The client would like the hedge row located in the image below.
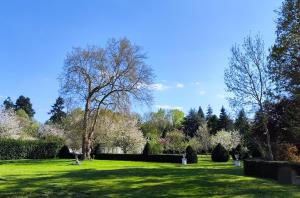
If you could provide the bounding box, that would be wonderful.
[244,159,300,180]
[0,139,63,160]
[95,153,184,163]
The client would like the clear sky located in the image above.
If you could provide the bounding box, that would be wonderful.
[0,0,283,122]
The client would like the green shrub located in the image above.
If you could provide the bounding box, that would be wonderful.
[186,145,198,164]
[58,145,74,159]
[0,138,63,160]
[143,142,151,156]
[212,143,229,162]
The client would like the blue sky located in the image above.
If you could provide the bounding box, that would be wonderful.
[0,0,282,122]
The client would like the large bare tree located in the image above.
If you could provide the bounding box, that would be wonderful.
[60,38,154,159]
[224,35,274,160]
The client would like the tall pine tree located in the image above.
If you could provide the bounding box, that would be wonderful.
[15,95,35,118]
[269,0,300,96]
[3,97,14,110]
[234,109,250,135]
[48,97,66,124]
[217,106,233,131]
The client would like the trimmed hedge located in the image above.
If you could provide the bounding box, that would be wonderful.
[95,153,183,163]
[58,145,74,159]
[0,139,63,160]
[142,142,151,156]
[244,159,300,180]
[186,145,198,164]
[212,143,229,162]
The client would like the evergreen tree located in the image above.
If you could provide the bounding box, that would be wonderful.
[234,109,250,135]
[197,106,205,120]
[48,97,66,124]
[15,95,35,118]
[183,108,204,137]
[207,114,219,135]
[3,97,14,110]
[269,0,300,96]
[206,105,213,120]
[217,106,233,131]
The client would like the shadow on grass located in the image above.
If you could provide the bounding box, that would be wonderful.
[1,163,299,198]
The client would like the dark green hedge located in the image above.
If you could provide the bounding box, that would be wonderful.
[244,159,300,180]
[212,143,229,162]
[95,153,185,163]
[0,139,63,160]
[186,145,198,163]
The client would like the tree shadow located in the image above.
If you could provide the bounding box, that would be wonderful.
[1,164,299,198]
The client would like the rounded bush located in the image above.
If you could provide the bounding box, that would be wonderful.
[58,145,74,159]
[212,143,229,162]
[186,145,198,164]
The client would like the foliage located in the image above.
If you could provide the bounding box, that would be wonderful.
[234,109,250,135]
[0,138,63,160]
[211,143,229,162]
[48,97,66,124]
[275,143,300,163]
[186,145,198,164]
[165,130,187,154]
[0,108,22,139]
[210,130,241,151]
[207,114,218,135]
[217,106,233,131]
[16,109,39,138]
[95,112,146,154]
[183,108,205,137]
[268,0,300,96]
[169,109,184,129]
[195,123,212,153]
[15,95,35,118]
[62,108,84,150]
[38,124,65,140]
[148,136,164,154]
[187,137,201,153]
[3,97,14,110]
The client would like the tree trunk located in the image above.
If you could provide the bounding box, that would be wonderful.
[260,107,274,161]
[82,99,91,160]
[264,122,274,160]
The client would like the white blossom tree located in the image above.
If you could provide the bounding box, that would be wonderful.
[94,112,146,154]
[38,124,65,139]
[195,124,212,153]
[0,108,22,139]
[210,130,242,151]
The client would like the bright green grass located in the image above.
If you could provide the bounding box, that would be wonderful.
[0,156,299,198]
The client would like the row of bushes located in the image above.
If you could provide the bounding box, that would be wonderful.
[0,139,64,160]
[244,159,300,181]
[94,153,183,163]
[93,144,198,164]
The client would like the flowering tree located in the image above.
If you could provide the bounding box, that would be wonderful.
[38,124,64,139]
[210,130,242,151]
[113,119,146,154]
[195,124,212,153]
[165,130,187,153]
[0,108,22,139]
[94,112,146,154]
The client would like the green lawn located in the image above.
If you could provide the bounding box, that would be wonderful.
[0,156,299,198]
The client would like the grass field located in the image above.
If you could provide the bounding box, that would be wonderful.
[0,156,299,198]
